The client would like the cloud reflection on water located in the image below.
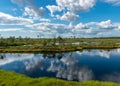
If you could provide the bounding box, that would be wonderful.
[0,49,120,82]
[0,53,34,66]
[18,53,94,81]
[77,49,120,59]
[47,53,94,81]
[102,72,120,83]
[24,58,45,71]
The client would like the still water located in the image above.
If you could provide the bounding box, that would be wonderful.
[0,49,120,82]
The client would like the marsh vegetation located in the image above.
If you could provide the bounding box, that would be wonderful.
[0,37,120,53]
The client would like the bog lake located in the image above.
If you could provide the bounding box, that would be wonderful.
[0,49,120,83]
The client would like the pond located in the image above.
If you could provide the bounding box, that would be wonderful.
[0,49,120,83]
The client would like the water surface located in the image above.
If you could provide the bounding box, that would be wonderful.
[0,49,120,82]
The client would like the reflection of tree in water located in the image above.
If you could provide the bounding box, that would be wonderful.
[0,54,5,59]
[42,53,63,60]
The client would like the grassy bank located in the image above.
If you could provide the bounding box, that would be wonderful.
[0,70,120,86]
[0,46,81,53]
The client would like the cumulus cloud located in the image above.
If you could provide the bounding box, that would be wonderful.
[59,12,79,23]
[46,5,62,16]
[98,20,118,29]
[41,19,120,37]
[75,23,89,29]
[104,0,120,6]
[6,0,120,38]
[85,20,120,30]
[82,20,119,29]
[27,22,92,37]
[26,22,72,37]
[23,7,44,18]
[11,0,45,17]
[0,28,23,32]
[116,24,120,30]
[24,20,120,38]
[46,0,96,23]
[39,18,51,22]
[49,0,96,13]
[0,12,33,25]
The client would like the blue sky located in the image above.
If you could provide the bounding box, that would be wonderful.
[0,0,120,38]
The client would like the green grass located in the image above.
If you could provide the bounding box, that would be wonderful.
[0,70,120,86]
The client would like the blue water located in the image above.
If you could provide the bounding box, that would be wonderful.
[0,49,120,82]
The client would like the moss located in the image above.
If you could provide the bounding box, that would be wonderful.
[0,70,120,86]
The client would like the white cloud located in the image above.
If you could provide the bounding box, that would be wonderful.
[56,0,96,12]
[26,22,75,37]
[118,25,120,30]
[75,23,89,29]
[74,20,120,37]
[0,18,117,38]
[25,20,120,38]
[47,0,96,15]
[46,0,96,24]
[39,18,51,22]
[23,7,44,18]
[73,22,98,36]
[98,20,117,29]
[59,12,79,23]
[85,20,119,30]
[27,22,71,32]
[23,7,39,17]
[104,0,120,6]
[0,28,23,32]
[0,12,33,25]
[11,0,45,18]
[46,5,62,16]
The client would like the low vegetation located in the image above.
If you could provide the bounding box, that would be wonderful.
[0,70,120,86]
[0,36,120,53]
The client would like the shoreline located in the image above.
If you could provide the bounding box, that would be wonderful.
[0,46,119,53]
